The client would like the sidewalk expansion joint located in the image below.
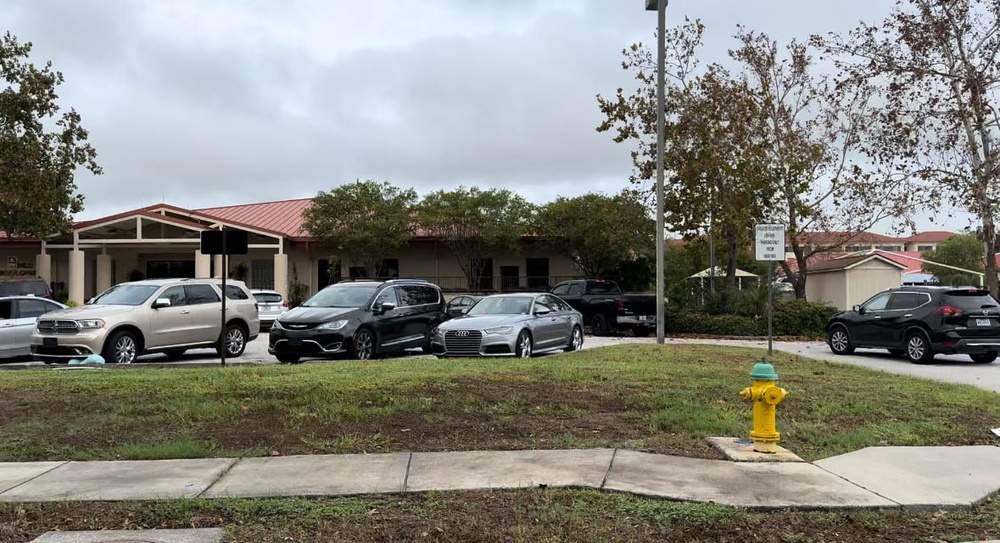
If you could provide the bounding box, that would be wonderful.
[600,449,619,490]
[196,458,241,499]
[402,452,414,492]
[0,461,69,496]
[811,461,903,509]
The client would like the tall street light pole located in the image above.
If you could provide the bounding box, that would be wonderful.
[646,0,667,344]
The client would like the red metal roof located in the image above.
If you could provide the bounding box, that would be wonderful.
[196,199,312,239]
[901,231,955,243]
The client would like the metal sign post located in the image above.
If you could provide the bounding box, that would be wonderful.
[755,223,786,356]
[200,228,249,368]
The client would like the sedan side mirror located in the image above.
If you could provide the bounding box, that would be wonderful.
[852,305,863,314]
[534,308,551,316]
[153,298,172,309]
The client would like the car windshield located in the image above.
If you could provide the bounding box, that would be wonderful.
[467,296,532,315]
[91,284,159,306]
[302,283,378,308]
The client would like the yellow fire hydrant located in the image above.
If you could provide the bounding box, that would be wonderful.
[739,361,787,453]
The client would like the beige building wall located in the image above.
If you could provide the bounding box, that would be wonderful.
[846,263,903,309]
[806,271,847,309]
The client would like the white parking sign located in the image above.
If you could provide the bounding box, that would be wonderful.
[755,224,785,262]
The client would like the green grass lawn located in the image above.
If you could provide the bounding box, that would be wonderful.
[4,491,1000,543]
[1,344,998,463]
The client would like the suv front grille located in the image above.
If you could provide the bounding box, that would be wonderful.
[36,319,81,335]
[445,330,482,356]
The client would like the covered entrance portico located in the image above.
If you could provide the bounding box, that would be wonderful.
[39,205,290,305]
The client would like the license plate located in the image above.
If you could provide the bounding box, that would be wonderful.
[43,337,57,347]
[639,316,655,322]
[977,318,992,327]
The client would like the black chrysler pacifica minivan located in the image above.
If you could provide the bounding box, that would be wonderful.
[268,279,447,364]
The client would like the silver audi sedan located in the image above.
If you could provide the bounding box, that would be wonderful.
[431,293,584,358]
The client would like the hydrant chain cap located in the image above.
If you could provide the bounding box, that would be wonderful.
[750,362,779,381]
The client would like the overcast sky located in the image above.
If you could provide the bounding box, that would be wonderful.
[2,0,975,233]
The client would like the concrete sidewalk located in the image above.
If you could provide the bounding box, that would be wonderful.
[3,445,1000,510]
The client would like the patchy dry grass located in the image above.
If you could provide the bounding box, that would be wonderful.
[3,491,1000,543]
[1,344,998,462]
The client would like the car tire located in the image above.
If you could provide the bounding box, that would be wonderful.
[218,323,247,358]
[103,330,140,365]
[905,331,934,364]
[276,354,301,364]
[591,314,610,336]
[566,326,584,352]
[515,330,533,358]
[351,328,376,360]
[163,349,187,359]
[970,352,998,364]
[827,325,855,355]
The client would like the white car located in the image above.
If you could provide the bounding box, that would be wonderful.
[251,289,287,330]
[0,296,67,360]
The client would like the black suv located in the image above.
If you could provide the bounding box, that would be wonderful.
[827,286,1000,364]
[268,279,447,363]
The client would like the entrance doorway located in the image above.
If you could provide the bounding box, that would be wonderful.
[146,260,195,279]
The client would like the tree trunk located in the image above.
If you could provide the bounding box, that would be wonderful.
[981,199,998,295]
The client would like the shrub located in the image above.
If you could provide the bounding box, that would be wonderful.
[664,299,838,338]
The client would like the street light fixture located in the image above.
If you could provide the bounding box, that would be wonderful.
[646,0,667,344]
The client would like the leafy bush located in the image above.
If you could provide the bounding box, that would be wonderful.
[665,299,839,337]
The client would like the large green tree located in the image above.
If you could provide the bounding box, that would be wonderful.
[0,32,101,238]
[922,234,985,286]
[534,189,653,278]
[815,0,1000,296]
[732,28,918,300]
[302,180,418,278]
[417,186,534,290]
[597,21,772,298]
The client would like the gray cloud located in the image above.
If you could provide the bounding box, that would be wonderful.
[1,0,966,231]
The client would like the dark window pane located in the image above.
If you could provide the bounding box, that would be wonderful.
[225,284,249,300]
[17,299,51,318]
[185,285,221,305]
[253,292,283,303]
[0,300,12,319]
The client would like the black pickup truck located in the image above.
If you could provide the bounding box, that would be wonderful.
[551,279,658,336]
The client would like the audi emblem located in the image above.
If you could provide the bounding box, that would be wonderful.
[457,330,470,337]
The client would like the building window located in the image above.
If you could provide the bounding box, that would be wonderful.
[845,245,867,253]
[917,245,934,252]
[875,245,902,251]
[379,259,399,279]
[251,259,274,289]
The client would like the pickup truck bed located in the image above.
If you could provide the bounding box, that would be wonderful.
[551,279,657,336]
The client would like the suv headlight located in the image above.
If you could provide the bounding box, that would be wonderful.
[317,319,349,330]
[77,319,105,330]
[484,326,514,335]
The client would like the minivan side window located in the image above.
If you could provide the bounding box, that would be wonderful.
[397,285,440,306]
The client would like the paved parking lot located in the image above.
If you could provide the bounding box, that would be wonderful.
[5,334,1000,393]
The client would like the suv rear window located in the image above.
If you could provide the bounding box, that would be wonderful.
[585,280,620,295]
[0,278,50,297]
[253,292,283,303]
[942,290,1000,311]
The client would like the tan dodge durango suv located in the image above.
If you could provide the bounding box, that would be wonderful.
[30,278,260,364]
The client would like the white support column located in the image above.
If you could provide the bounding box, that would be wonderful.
[35,253,52,285]
[68,249,85,305]
[194,250,211,278]
[213,255,223,278]
[274,253,288,299]
[96,254,113,294]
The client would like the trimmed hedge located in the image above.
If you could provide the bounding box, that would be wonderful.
[664,299,839,337]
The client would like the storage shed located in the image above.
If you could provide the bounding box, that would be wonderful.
[805,253,907,310]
